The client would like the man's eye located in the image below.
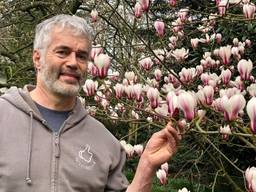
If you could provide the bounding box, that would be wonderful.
[77,54,88,62]
[56,50,69,57]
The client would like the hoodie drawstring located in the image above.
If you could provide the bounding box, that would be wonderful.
[25,111,33,185]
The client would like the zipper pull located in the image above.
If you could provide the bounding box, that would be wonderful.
[54,134,60,158]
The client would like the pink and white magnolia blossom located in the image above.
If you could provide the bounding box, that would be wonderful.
[90,9,98,22]
[237,59,253,81]
[247,84,256,97]
[218,45,232,65]
[196,65,204,76]
[245,39,252,47]
[125,71,137,85]
[113,83,125,99]
[166,91,178,117]
[133,144,144,156]
[87,61,98,77]
[216,33,222,44]
[125,85,135,100]
[139,57,154,70]
[220,69,232,85]
[168,0,176,6]
[178,187,191,192]
[178,91,197,121]
[154,69,162,81]
[220,125,232,140]
[178,8,189,22]
[154,20,165,37]
[140,0,150,12]
[220,94,246,121]
[83,79,98,96]
[246,97,256,133]
[191,38,199,49]
[219,87,244,98]
[231,47,241,60]
[147,87,160,109]
[94,53,111,79]
[134,2,143,18]
[131,110,139,119]
[133,84,143,102]
[197,85,214,105]
[156,169,167,185]
[243,3,256,19]
[168,36,178,49]
[179,67,197,84]
[218,0,229,16]
[161,162,169,174]
[90,44,103,60]
[121,141,134,158]
[155,104,169,117]
[171,48,189,62]
[245,166,256,192]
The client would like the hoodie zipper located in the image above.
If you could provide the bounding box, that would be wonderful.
[51,132,60,192]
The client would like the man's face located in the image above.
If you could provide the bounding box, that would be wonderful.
[36,27,91,97]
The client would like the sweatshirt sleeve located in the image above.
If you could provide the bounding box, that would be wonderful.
[104,147,129,192]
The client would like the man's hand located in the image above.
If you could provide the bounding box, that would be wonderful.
[127,121,182,192]
[141,121,182,170]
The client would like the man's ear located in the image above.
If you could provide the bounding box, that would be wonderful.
[33,50,42,71]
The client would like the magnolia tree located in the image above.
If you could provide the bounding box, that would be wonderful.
[0,0,256,191]
[81,0,256,191]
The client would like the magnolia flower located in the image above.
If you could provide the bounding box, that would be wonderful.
[83,79,98,96]
[154,20,165,37]
[139,57,154,70]
[90,9,98,22]
[220,69,232,85]
[125,71,137,84]
[134,2,143,18]
[243,3,256,19]
[147,87,160,109]
[166,91,178,117]
[220,125,232,140]
[87,61,98,77]
[113,83,125,99]
[169,0,176,6]
[218,45,232,65]
[178,187,190,192]
[247,84,256,97]
[178,8,189,22]
[161,162,169,174]
[133,84,143,102]
[140,0,150,12]
[156,169,167,185]
[246,97,256,133]
[179,67,197,84]
[216,33,222,44]
[245,166,256,192]
[237,59,253,81]
[191,38,199,49]
[94,53,111,79]
[197,85,214,105]
[90,44,103,60]
[154,69,162,81]
[171,48,189,62]
[121,142,134,158]
[221,94,246,121]
[178,91,197,121]
[218,0,229,16]
[134,144,144,156]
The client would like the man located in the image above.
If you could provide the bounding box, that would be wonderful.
[0,14,181,191]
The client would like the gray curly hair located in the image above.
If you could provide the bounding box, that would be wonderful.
[33,14,93,52]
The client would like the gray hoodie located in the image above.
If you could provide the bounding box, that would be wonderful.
[0,86,128,192]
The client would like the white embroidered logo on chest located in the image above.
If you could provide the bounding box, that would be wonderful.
[76,144,96,170]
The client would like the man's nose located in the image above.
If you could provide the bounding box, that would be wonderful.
[66,52,78,69]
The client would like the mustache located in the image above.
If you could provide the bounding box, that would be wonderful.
[60,70,83,79]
